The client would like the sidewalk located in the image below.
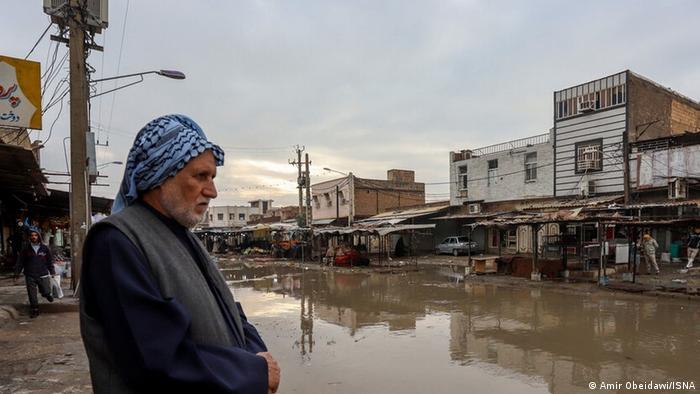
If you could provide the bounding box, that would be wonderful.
[0,274,90,393]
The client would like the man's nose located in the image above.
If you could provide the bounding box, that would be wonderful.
[203,180,217,199]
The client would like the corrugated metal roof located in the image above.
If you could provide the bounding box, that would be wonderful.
[626,199,700,209]
[313,223,435,236]
[356,203,449,224]
[522,195,623,210]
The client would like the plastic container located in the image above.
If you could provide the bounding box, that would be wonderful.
[670,243,681,259]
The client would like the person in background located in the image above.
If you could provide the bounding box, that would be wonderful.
[14,227,54,318]
[686,227,700,269]
[639,233,660,275]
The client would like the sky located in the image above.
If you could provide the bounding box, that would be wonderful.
[4,0,700,207]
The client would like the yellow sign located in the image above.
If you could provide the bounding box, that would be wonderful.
[0,55,42,129]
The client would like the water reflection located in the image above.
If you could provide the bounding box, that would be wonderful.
[224,262,700,393]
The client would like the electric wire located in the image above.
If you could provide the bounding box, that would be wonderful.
[105,0,131,146]
[25,22,53,60]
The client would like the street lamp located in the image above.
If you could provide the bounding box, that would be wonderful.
[322,167,354,226]
[89,69,186,99]
[323,167,347,176]
[96,160,123,170]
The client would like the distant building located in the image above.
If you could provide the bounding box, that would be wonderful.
[248,206,300,224]
[202,199,273,228]
[449,132,554,208]
[311,169,425,225]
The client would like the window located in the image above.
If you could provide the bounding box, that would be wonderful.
[239,213,245,220]
[487,159,498,186]
[217,213,224,220]
[575,140,603,173]
[313,195,320,209]
[555,81,626,120]
[506,230,517,251]
[229,213,235,220]
[338,190,346,205]
[324,193,332,207]
[209,215,213,222]
[458,165,468,190]
[525,152,537,181]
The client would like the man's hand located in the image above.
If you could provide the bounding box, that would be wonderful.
[257,352,280,394]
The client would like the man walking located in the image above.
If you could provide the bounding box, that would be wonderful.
[80,114,280,393]
[14,227,54,318]
[686,227,700,269]
[640,233,660,275]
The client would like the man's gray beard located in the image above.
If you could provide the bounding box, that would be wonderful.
[160,193,205,229]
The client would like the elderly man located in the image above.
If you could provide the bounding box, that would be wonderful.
[80,115,280,393]
[14,227,55,318]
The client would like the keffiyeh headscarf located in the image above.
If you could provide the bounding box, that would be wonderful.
[112,114,224,214]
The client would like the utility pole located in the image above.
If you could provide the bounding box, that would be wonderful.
[68,0,90,291]
[304,153,311,226]
[289,145,305,226]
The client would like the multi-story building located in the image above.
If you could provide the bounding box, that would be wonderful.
[552,70,700,200]
[202,199,273,228]
[311,169,425,225]
[449,132,554,208]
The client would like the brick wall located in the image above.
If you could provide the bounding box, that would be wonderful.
[628,73,700,142]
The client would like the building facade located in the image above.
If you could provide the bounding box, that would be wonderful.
[311,169,425,224]
[202,199,274,228]
[553,70,700,199]
[449,132,554,207]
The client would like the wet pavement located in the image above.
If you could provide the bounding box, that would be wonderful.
[222,260,700,394]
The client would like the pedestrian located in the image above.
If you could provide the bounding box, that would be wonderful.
[80,114,280,393]
[13,227,54,318]
[639,233,660,274]
[686,227,700,269]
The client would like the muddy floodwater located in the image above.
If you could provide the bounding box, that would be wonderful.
[222,263,700,394]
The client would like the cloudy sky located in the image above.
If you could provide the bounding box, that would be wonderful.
[5,0,700,206]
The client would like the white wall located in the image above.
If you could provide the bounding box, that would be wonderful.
[450,142,553,205]
[554,106,627,196]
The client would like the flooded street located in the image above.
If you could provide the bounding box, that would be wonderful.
[223,263,700,394]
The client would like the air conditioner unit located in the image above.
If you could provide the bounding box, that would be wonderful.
[44,0,109,29]
[577,98,596,113]
[468,203,481,214]
[668,178,687,199]
[579,180,596,197]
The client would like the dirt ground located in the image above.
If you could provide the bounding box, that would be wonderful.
[0,276,90,394]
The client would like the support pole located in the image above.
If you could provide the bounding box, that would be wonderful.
[69,0,90,291]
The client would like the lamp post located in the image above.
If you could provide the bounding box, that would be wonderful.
[96,160,123,170]
[90,69,186,99]
[323,167,354,226]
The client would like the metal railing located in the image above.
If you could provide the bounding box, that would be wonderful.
[471,133,550,156]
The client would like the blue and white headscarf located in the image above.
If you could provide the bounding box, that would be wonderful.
[112,114,224,214]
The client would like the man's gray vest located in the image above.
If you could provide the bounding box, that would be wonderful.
[80,203,245,393]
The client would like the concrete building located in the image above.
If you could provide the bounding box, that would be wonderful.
[248,206,300,224]
[202,199,274,229]
[311,169,425,225]
[449,132,554,207]
[553,70,700,200]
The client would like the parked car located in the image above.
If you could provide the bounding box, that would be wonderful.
[436,236,480,256]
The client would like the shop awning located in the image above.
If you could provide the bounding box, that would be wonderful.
[355,203,449,225]
[0,143,47,197]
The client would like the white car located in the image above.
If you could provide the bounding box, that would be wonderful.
[436,236,480,256]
